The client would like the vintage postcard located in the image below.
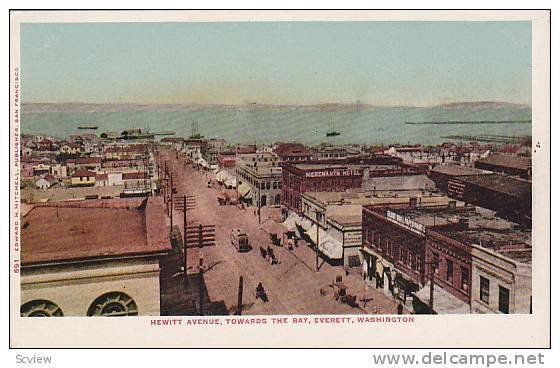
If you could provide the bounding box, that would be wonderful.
[9,10,550,348]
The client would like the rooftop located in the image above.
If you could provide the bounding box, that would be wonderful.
[389,205,532,263]
[293,163,398,171]
[362,175,436,191]
[459,174,531,198]
[67,156,102,165]
[274,143,312,157]
[21,197,170,265]
[476,154,531,170]
[72,169,96,177]
[304,189,451,207]
[430,164,490,177]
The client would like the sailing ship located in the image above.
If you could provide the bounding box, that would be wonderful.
[326,120,341,137]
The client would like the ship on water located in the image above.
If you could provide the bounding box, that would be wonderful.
[325,121,341,137]
[120,128,155,140]
[78,125,98,130]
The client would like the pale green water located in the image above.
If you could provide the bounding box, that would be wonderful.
[21,105,531,145]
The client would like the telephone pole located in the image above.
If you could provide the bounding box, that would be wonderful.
[314,210,320,272]
[258,183,262,224]
[236,276,244,315]
[173,194,196,288]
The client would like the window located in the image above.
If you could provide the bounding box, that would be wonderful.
[409,253,416,269]
[499,286,510,314]
[400,248,405,263]
[432,252,440,276]
[480,276,490,304]
[461,266,469,292]
[87,292,138,317]
[21,299,64,317]
[446,259,454,283]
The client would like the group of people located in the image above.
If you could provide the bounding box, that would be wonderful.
[259,245,280,265]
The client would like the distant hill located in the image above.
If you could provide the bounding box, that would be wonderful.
[22,101,530,114]
[434,101,530,110]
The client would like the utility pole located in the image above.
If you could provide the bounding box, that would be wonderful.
[183,195,187,287]
[174,195,195,288]
[169,174,174,231]
[258,182,261,224]
[198,268,204,316]
[198,224,203,248]
[315,211,320,272]
[236,276,244,315]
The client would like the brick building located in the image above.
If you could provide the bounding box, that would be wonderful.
[447,174,532,226]
[428,164,491,192]
[414,208,531,314]
[282,157,422,214]
[274,142,313,162]
[361,201,473,310]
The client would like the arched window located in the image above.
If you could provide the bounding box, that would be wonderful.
[87,292,138,317]
[21,299,63,317]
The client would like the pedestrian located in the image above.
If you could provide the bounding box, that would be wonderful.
[397,303,403,315]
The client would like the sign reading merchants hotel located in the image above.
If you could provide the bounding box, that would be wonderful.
[304,168,362,178]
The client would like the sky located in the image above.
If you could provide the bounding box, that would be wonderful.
[20,21,532,106]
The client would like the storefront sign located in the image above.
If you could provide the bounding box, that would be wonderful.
[344,231,362,247]
[386,210,425,236]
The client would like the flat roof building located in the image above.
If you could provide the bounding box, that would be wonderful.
[282,157,424,214]
[475,154,532,180]
[448,174,532,225]
[20,197,170,317]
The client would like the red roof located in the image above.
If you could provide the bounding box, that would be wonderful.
[72,169,96,178]
[67,157,102,165]
[41,174,57,184]
[95,173,109,180]
[21,198,170,265]
[274,143,311,157]
[122,172,148,180]
[236,145,257,154]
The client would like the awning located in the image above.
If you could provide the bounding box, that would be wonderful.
[413,282,470,314]
[282,213,299,232]
[237,182,251,198]
[319,240,343,260]
[306,225,343,260]
[225,177,237,188]
[216,170,228,183]
[306,225,318,243]
[261,219,288,236]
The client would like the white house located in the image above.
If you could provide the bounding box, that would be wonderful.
[35,174,57,190]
